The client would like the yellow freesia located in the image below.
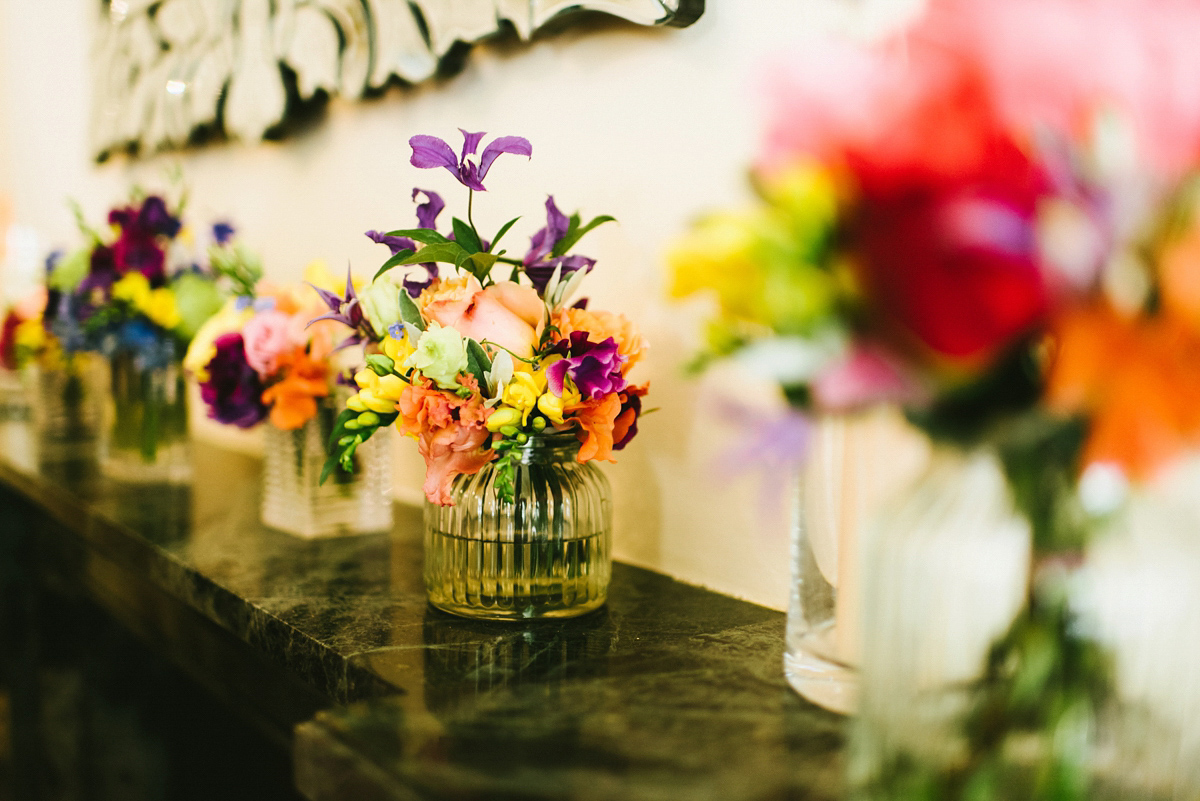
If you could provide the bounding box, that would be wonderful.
[357,389,398,414]
[354,369,379,390]
[486,406,522,433]
[143,288,181,329]
[502,370,546,425]
[382,331,416,366]
[375,373,406,400]
[536,380,580,425]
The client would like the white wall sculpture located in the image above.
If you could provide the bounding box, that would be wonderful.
[91,0,704,159]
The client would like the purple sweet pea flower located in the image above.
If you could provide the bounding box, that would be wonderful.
[199,333,268,428]
[409,129,532,192]
[545,331,628,401]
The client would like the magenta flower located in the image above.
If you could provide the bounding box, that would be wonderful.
[199,333,268,428]
[546,331,628,400]
[409,129,532,191]
[107,195,181,287]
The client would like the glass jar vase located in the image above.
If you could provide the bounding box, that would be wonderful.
[423,432,613,620]
[100,346,191,483]
[260,398,394,538]
[785,408,928,714]
[23,352,103,465]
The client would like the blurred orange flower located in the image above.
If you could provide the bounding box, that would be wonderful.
[261,347,330,430]
[1047,302,1200,479]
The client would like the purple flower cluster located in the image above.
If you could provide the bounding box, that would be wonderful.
[546,331,628,401]
[522,196,595,294]
[108,195,181,287]
[199,333,268,428]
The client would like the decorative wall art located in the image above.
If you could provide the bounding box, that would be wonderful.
[91,0,704,159]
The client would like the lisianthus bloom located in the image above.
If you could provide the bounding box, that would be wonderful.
[395,375,494,505]
[199,333,268,428]
[409,129,532,192]
[242,309,294,375]
[261,347,330,430]
[421,276,544,357]
[406,322,468,389]
[546,331,628,400]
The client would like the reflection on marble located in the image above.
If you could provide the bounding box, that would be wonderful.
[0,424,843,799]
[92,0,706,157]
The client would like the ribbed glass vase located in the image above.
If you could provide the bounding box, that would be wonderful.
[423,432,613,620]
[260,398,394,538]
[101,346,191,483]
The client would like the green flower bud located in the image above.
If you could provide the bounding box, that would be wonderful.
[357,411,381,427]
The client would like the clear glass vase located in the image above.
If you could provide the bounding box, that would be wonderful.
[852,448,1200,801]
[23,353,104,465]
[100,346,191,483]
[851,447,1033,790]
[785,409,928,714]
[260,398,394,538]
[423,432,613,620]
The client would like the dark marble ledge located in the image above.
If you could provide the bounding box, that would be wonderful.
[0,437,845,800]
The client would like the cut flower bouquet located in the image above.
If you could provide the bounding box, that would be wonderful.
[320,130,648,507]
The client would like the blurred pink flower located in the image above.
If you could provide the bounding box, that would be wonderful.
[242,310,293,376]
[812,343,926,410]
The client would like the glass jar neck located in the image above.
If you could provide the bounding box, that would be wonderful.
[511,432,582,465]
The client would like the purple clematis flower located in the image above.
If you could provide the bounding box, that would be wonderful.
[409,129,532,192]
[522,197,596,295]
[546,331,628,401]
[199,333,268,428]
[366,188,447,298]
[308,267,369,348]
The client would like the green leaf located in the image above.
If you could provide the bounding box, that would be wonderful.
[551,214,617,258]
[467,252,499,274]
[488,217,521,252]
[397,242,469,266]
[452,218,482,254]
[365,354,395,375]
[374,249,415,279]
[383,228,449,245]
[465,338,492,391]
[398,291,425,331]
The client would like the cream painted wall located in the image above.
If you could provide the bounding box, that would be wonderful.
[0,0,922,609]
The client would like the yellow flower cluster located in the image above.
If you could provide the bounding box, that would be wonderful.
[485,361,580,433]
[344,330,417,419]
[112,272,181,330]
[668,162,845,350]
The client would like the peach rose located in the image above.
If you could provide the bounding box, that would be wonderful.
[423,277,544,357]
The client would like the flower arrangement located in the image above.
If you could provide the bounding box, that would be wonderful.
[320,130,647,505]
[671,0,1200,796]
[43,192,232,362]
[184,264,350,431]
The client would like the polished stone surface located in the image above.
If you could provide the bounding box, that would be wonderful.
[0,422,844,800]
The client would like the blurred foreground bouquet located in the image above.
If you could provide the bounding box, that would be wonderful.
[321,130,645,618]
[673,0,1200,796]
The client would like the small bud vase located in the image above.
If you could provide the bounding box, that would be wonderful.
[423,432,613,620]
[101,346,191,483]
[260,397,394,538]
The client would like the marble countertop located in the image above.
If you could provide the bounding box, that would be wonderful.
[0,427,843,801]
